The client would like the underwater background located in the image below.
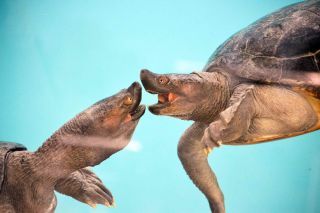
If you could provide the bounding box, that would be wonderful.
[1,0,319,212]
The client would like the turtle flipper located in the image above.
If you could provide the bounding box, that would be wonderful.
[202,84,318,147]
[201,84,256,149]
[178,122,225,213]
[55,167,114,207]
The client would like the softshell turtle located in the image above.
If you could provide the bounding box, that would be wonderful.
[0,82,145,213]
[0,142,112,209]
[140,1,320,212]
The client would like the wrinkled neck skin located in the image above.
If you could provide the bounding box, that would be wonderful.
[33,112,124,180]
[191,71,231,124]
[3,113,127,213]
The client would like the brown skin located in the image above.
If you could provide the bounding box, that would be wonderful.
[140,69,319,213]
[0,82,145,213]
[54,167,114,208]
[140,69,230,122]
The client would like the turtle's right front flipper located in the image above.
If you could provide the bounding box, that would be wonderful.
[55,167,114,208]
[178,122,225,213]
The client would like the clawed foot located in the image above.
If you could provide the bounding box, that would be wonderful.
[201,120,224,155]
[78,168,115,208]
[55,167,115,208]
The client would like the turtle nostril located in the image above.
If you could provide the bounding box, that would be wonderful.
[140,69,148,74]
[127,82,140,94]
[140,69,152,77]
[131,81,139,88]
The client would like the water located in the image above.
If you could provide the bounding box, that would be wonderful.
[1,0,319,212]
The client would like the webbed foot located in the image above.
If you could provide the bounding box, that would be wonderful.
[201,120,224,154]
[55,167,114,207]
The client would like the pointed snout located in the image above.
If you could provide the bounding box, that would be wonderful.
[127,81,142,109]
[140,69,158,91]
[127,81,141,95]
[140,69,156,77]
[140,69,170,93]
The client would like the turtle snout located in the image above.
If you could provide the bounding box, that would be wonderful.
[140,69,153,76]
[127,82,142,109]
[140,69,160,92]
[127,81,141,95]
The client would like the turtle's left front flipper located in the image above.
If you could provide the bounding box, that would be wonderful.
[55,167,114,208]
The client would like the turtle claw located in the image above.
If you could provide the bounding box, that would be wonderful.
[203,147,212,156]
[87,201,97,208]
[104,199,116,208]
[201,121,225,152]
[55,167,114,208]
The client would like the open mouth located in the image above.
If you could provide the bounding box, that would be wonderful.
[129,104,146,121]
[140,69,178,113]
[146,90,179,112]
[127,82,146,121]
[157,93,177,104]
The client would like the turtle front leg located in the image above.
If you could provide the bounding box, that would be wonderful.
[178,122,225,213]
[55,167,114,208]
[202,84,318,149]
[201,84,256,150]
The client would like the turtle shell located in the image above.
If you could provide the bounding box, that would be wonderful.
[0,142,26,192]
[205,1,320,93]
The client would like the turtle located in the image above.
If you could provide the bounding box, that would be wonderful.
[140,1,320,212]
[0,144,113,209]
[0,82,146,213]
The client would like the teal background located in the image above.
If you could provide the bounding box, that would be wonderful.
[1,0,319,212]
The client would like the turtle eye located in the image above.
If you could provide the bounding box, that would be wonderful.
[123,96,133,106]
[158,76,169,85]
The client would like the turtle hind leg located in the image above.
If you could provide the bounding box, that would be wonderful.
[292,86,320,132]
[245,85,319,144]
[178,122,225,213]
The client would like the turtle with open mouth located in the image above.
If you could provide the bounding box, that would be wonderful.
[0,82,145,213]
[141,1,320,212]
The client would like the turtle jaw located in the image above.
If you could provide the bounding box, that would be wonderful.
[148,101,170,115]
[148,93,179,115]
[105,82,145,139]
[140,69,205,120]
[129,105,146,121]
[140,69,171,94]
[140,69,180,115]
[126,82,146,121]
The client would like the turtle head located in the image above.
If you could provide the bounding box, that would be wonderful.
[34,82,146,175]
[140,69,229,122]
[84,82,145,140]
[60,81,145,154]
[35,82,145,171]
